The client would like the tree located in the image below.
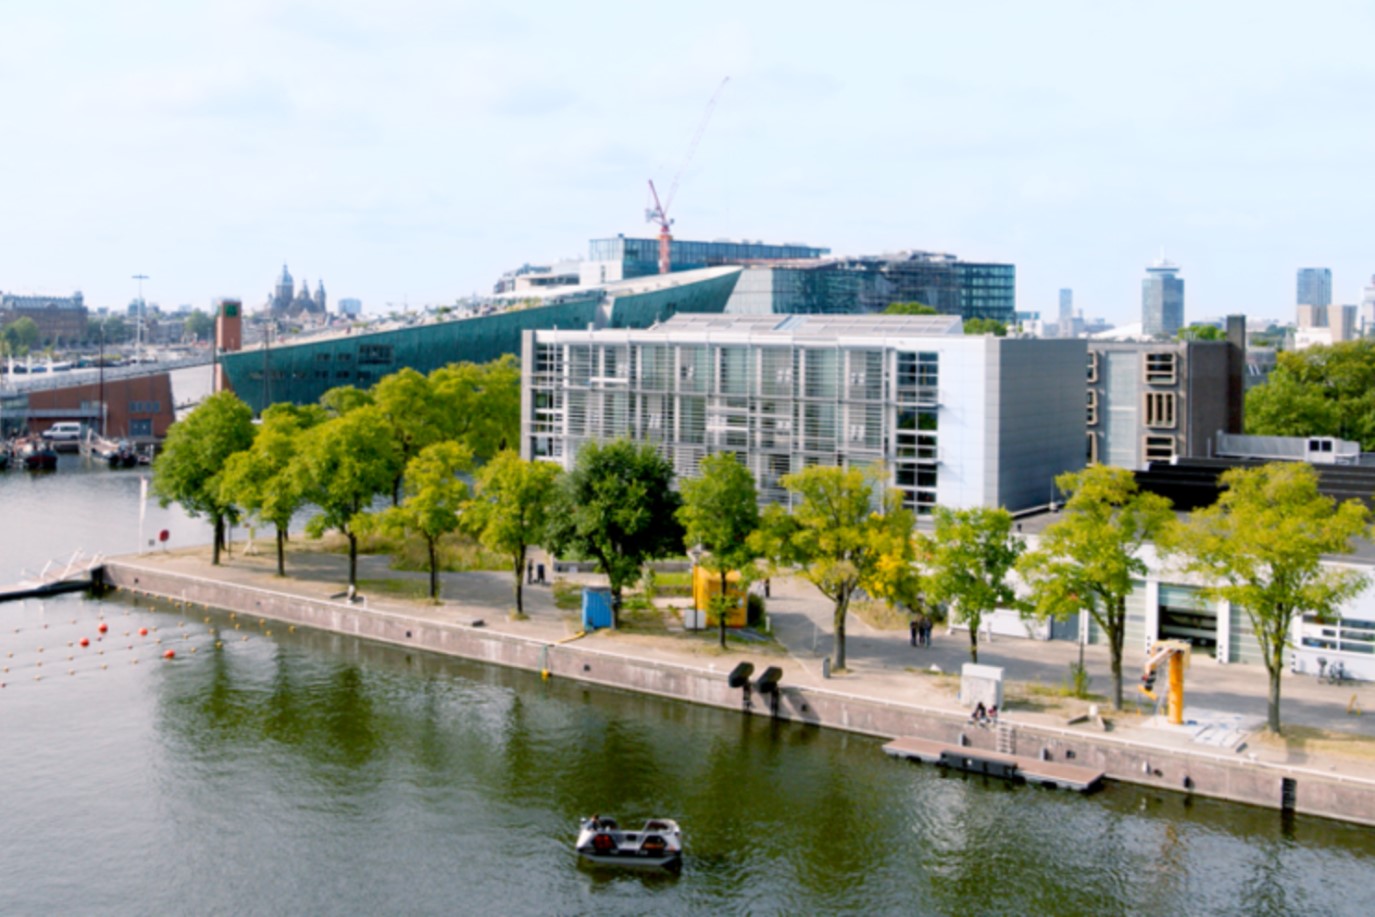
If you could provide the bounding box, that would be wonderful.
[151,391,256,565]
[183,309,215,343]
[545,439,683,627]
[372,367,443,504]
[218,404,321,576]
[1016,465,1174,709]
[751,465,914,673]
[294,405,401,588]
[677,452,762,649]
[369,441,473,601]
[1173,463,1370,734]
[430,356,521,463]
[465,450,561,617]
[319,385,374,417]
[2,317,40,355]
[1176,323,1225,341]
[916,506,1024,663]
[963,318,1008,336]
[1245,341,1375,449]
[884,301,937,315]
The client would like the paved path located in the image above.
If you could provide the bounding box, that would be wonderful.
[125,542,1375,780]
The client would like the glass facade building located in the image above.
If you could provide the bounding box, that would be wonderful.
[1141,259,1184,338]
[587,237,830,279]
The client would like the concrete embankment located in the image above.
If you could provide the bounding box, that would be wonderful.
[99,559,1375,827]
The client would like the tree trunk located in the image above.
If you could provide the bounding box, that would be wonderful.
[832,588,851,671]
[428,537,439,600]
[514,548,526,616]
[347,531,358,588]
[1266,641,1285,734]
[968,614,980,664]
[212,515,224,566]
[1109,597,1126,710]
[392,474,402,508]
[610,587,622,629]
[275,526,286,577]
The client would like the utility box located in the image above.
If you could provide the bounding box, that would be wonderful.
[692,567,747,628]
[959,663,1005,710]
[581,587,613,630]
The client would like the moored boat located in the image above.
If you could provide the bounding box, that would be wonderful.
[15,438,58,472]
[574,816,683,870]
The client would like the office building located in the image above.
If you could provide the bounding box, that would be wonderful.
[1141,258,1184,338]
[1360,276,1375,337]
[1058,289,1073,336]
[1086,316,1245,469]
[1,291,88,344]
[1297,267,1332,309]
[583,236,829,284]
[521,313,1085,514]
[337,298,363,318]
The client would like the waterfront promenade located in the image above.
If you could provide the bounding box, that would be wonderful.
[106,541,1375,818]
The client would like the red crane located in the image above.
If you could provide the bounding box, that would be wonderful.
[646,77,729,274]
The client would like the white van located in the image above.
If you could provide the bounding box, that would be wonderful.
[41,422,84,442]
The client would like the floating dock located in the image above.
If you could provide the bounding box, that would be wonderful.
[883,735,1104,792]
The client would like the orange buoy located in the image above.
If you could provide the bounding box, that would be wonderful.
[163,649,176,660]
[138,627,148,637]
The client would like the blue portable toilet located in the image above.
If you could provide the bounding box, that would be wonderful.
[581,586,613,630]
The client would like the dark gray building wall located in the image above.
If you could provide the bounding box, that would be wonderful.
[994,338,1088,511]
[1184,341,1233,458]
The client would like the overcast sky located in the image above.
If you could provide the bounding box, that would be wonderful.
[3,0,1374,325]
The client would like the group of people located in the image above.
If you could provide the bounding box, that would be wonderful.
[909,613,934,648]
[969,701,999,726]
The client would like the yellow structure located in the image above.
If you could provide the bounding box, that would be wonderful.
[691,566,747,628]
[1138,639,1192,725]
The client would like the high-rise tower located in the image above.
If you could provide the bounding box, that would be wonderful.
[1142,258,1184,338]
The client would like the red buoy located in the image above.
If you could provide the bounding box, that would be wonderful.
[138,627,148,637]
[98,622,108,634]
[163,649,176,660]
[79,637,90,648]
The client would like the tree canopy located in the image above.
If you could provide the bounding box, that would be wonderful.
[1175,323,1226,341]
[1245,340,1375,450]
[152,391,256,565]
[917,506,1023,663]
[883,301,937,315]
[1016,465,1174,709]
[677,452,762,648]
[962,317,1008,336]
[752,464,914,672]
[1173,462,1370,733]
[430,355,521,463]
[546,439,684,626]
[465,450,561,617]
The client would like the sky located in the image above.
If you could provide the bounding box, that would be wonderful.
[3,0,1374,325]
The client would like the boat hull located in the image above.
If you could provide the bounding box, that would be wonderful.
[574,817,683,871]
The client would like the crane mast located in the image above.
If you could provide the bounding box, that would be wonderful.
[645,77,729,274]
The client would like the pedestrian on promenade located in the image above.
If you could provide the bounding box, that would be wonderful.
[920,615,933,648]
[910,617,919,647]
[527,561,534,584]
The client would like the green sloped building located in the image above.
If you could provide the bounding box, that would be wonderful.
[218,266,741,414]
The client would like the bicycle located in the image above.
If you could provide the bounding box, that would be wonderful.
[1317,657,1350,685]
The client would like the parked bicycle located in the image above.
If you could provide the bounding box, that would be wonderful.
[1317,657,1350,685]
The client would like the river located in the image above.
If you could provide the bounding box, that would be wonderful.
[2,438,1374,914]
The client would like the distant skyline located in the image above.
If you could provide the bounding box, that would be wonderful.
[3,1,1374,324]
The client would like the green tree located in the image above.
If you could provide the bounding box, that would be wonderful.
[295,404,401,588]
[1173,463,1370,733]
[1245,341,1375,449]
[2,317,40,355]
[1016,465,1174,709]
[319,385,374,417]
[545,439,683,627]
[183,309,215,343]
[883,301,938,315]
[963,317,1008,336]
[751,465,914,672]
[677,452,762,649]
[151,391,256,565]
[218,404,321,576]
[465,450,561,617]
[430,356,521,462]
[372,367,444,504]
[368,441,473,601]
[1175,323,1225,341]
[916,506,1024,663]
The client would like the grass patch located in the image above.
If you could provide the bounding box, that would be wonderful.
[312,530,507,573]
[552,578,582,611]
[1252,725,1375,762]
[356,577,432,602]
[851,599,909,631]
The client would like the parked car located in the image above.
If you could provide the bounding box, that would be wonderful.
[41,422,84,442]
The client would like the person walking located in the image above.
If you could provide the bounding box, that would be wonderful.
[910,616,919,647]
[920,615,933,648]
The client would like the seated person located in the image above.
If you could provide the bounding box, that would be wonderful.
[971,701,988,724]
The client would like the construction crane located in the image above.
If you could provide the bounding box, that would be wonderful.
[646,76,730,275]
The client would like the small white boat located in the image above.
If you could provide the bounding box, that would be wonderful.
[575,816,683,870]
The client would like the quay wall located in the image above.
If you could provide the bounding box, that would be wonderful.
[100,561,1375,828]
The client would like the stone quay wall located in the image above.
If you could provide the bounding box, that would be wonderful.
[100,560,1375,827]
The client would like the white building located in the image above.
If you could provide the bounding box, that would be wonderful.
[521,313,1086,514]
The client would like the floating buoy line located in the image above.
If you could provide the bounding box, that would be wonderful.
[0,595,285,692]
